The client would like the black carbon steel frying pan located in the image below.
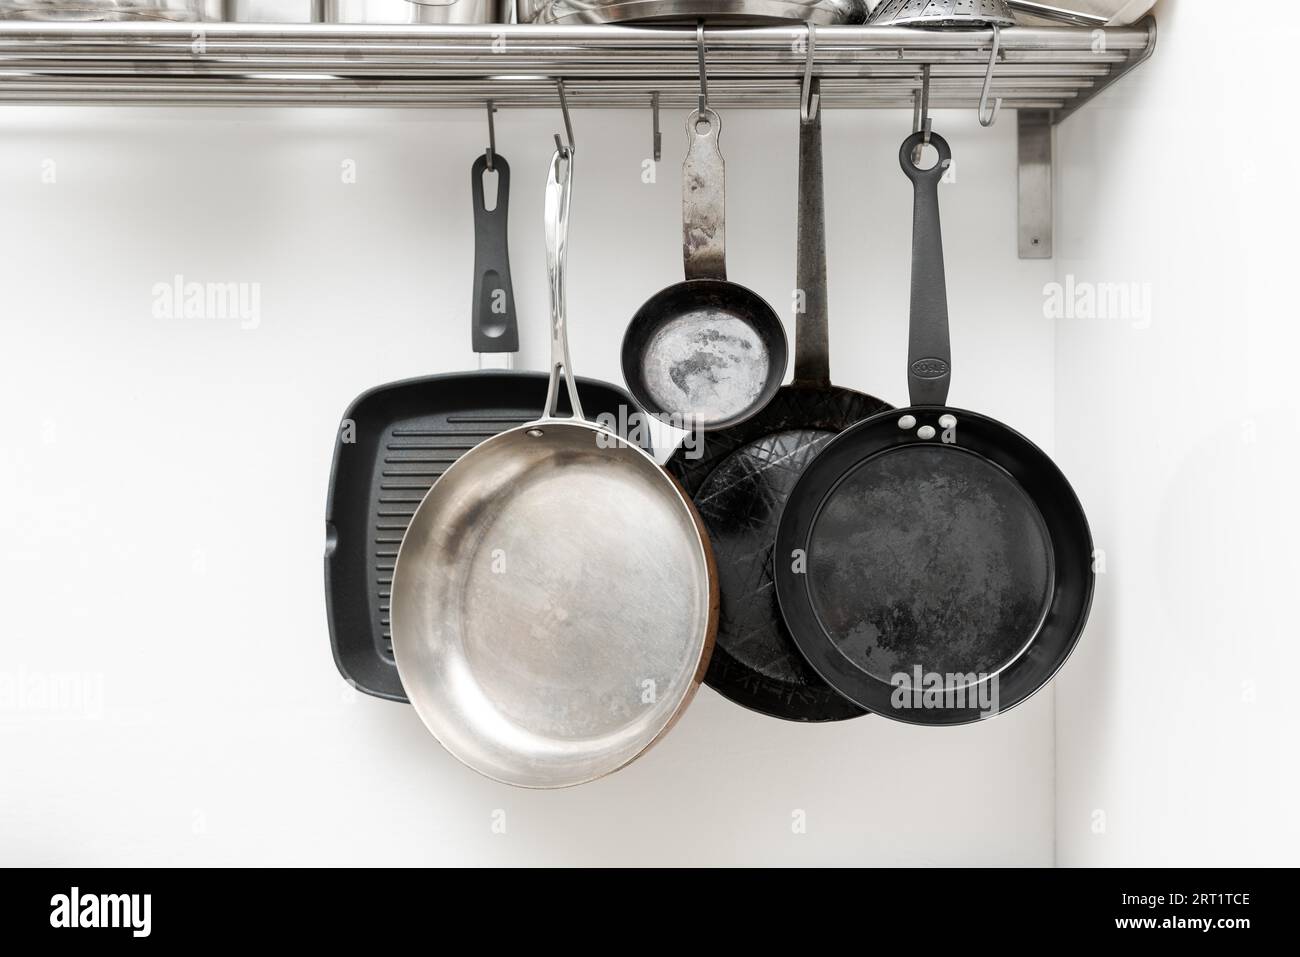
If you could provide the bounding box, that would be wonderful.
[325,152,639,701]
[622,107,787,432]
[774,131,1094,726]
[666,96,891,722]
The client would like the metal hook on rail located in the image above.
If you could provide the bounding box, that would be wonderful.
[484,99,497,171]
[554,79,575,157]
[651,92,662,162]
[800,22,820,123]
[696,21,710,115]
[911,64,932,164]
[978,24,1003,128]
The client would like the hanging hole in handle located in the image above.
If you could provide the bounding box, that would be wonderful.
[693,112,714,135]
[479,165,500,212]
[900,131,951,180]
[912,142,942,171]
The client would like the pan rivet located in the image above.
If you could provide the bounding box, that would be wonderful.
[898,415,917,430]
[918,425,936,440]
[939,414,957,429]
[527,429,544,437]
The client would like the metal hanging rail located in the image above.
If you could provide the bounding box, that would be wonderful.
[0,19,1156,258]
[0,20,1155,114]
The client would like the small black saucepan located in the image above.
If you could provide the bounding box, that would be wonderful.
[774,130,1094,725]
[623,107,787,432]
[667,95,891,721]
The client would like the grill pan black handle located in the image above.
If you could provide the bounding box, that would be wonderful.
[900,131,952,407]
[471,153,519,356]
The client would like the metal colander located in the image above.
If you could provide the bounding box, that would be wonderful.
[868,0,1016,27]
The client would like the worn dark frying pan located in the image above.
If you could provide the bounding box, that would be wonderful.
[324,151,639,701]
[623,107,787,432]
[666,95,891,722]
[774,130,1094,725]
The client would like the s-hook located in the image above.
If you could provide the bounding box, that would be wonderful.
[696,21,709,115]
[651,92,662,162]
[484,99,497,171]
[912,64,932,164]
[979,25,1003,128]
[554,79,575,157]
[800,22,820,123]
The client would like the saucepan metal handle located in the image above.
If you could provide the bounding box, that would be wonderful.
[542,147,586,423]
[682,108,727,282]
[900,130,952,408]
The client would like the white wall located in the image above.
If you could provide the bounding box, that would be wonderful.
[0,103,1057,865]
[1054,1,1300,865]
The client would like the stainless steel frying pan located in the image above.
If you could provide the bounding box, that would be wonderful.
[391,146,718,789]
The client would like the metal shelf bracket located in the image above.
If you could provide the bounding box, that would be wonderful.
[1018,109,1053,259]
[1015,15,1157,259]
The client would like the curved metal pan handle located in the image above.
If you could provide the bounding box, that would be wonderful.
[541,147,587,423]
[682,108,727,282]
[899,130,953,407]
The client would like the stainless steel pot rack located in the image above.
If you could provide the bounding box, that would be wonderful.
[0,21,1153,112]
[0,18,1156,256]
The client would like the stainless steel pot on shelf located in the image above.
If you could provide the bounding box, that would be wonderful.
[1009,1,1154,25]
[0,0,1152,24]
[0,0,220,18]
[0,0,318,19]
[525,0,868,26]
[866,0,1015,28]
[226,0,321,21]
[863,0,1156,29]
[324,0,494,21]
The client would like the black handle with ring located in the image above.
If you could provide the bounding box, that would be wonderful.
[899,130,952,407]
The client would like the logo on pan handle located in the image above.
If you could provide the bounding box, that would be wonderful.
[910,358,950,379]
